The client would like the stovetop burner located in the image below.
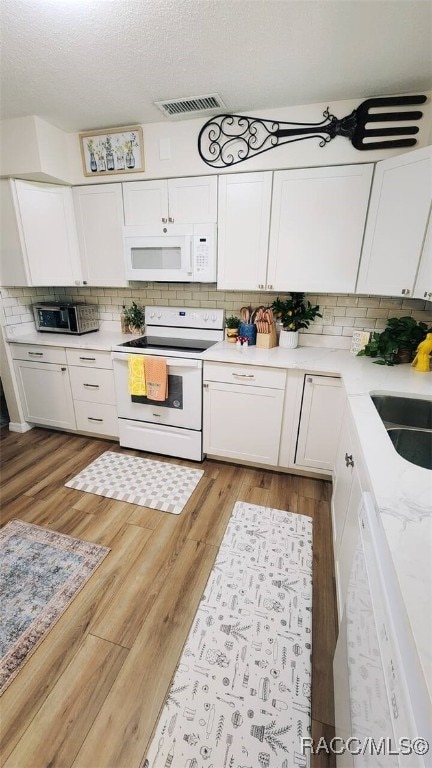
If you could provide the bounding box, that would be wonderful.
[119,335,217,354]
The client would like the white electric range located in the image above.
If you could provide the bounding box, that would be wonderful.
[111,306,224,461]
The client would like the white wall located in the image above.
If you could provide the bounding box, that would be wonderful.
[0,115,74,184]
[0,116,42,178]
[2,94,431,185]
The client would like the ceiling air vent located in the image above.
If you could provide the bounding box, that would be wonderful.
[154,93,226,119]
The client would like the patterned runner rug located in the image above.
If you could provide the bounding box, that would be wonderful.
[0,519,109,695]
[65,451,204,515]
[144,501,313,768]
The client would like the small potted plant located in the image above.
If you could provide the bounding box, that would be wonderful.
[357,316,430,365]
[225,315,240,343]
[121,302,145,334]
[271,293,322,349]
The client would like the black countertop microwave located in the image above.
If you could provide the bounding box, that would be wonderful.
[33,302,99,335]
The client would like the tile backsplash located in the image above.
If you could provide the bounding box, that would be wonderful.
[1,284,431,350]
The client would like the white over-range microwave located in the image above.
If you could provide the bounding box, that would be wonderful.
[124,223,217,282]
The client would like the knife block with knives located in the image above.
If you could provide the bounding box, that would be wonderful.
[256,324,277,348]
[254,307,278,349]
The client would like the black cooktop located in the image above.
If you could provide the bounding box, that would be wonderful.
[120,335,216,353]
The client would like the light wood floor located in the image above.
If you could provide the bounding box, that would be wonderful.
[0,427,337,768]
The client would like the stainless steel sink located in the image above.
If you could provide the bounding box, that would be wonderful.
[387,428,432,471]
[371,395,432,469]
[371,395,432,430]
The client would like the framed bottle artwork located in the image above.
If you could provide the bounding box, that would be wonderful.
[79,125,144,176]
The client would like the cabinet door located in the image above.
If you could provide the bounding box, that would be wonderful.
[13,360,76,430]
[0,179,28,286]
[168,176,217,223]
[357,145,432,297]
[217,172,272,290]
[203,381,284,465]
[331,407,355,557]
[331,406,365,620]
[267,164,373,293]
[122,180,168,226]
[413,210,432,301]
[14,181,81,286]
[295,375,344,471]
[73,184,128,287]
[336,468,361,618]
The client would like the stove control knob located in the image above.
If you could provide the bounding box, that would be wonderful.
[211,314,217,322]
[157,312,162,319]
[149,311,155,319]
[203,313,209,322]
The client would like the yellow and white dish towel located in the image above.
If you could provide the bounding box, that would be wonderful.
[145,356,168,401]
[127,354,147,396]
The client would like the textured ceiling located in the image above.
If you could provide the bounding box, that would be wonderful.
[1,0,431,132]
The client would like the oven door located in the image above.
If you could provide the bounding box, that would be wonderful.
[112,353,202,430]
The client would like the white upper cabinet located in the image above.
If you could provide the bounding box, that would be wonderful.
[3,180,81,286]
[357,146,432,298]
[217,172,272,290]
[413,212,432,301]
[123,176,217,227]
[73,184,128,287]
[268,164,373,293]
[167,177,217,224]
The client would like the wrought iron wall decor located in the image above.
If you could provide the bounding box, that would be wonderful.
[197,95,427,168]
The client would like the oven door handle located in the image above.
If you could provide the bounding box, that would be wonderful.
[111,352,201,369]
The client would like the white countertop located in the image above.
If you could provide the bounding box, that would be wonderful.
[203,341,432,701]
[7,328,134,350]
[7,330,432,698]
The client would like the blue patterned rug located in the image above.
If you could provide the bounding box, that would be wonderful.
[0,519,110,695]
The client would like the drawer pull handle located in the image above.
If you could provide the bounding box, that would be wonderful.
[87,417,103,422]
[83,383,100,388]
[345,453,354,468]
[232,373,255,378]
[28,351,43,356]
[79,356,96,361]
[152,413,161,417]
[61,367,67,372]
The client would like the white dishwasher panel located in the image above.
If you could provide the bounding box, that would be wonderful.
[334,493,432,767]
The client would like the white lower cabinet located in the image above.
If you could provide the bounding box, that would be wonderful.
[67,348,118,438]
[10,342,118,438]
[295,374,344,471]
[13,358,76,430]
[278,370,344,474]
[203,362,286,465]
[74,400,118,437]
[331,404,368,621]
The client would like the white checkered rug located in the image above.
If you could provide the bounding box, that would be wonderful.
[65,451,204,515]
[144,501,313,767]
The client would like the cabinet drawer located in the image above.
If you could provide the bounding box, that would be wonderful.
[203,361,286,389]
[10,343,67,365]
[69,366,116,405]
[74,401,118,437]
[66,348,113,369]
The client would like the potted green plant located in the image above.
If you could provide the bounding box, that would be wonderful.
[271,293,322,349]
[357,316,430,365]
[225,315,240,343]
[121,302,145,334]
